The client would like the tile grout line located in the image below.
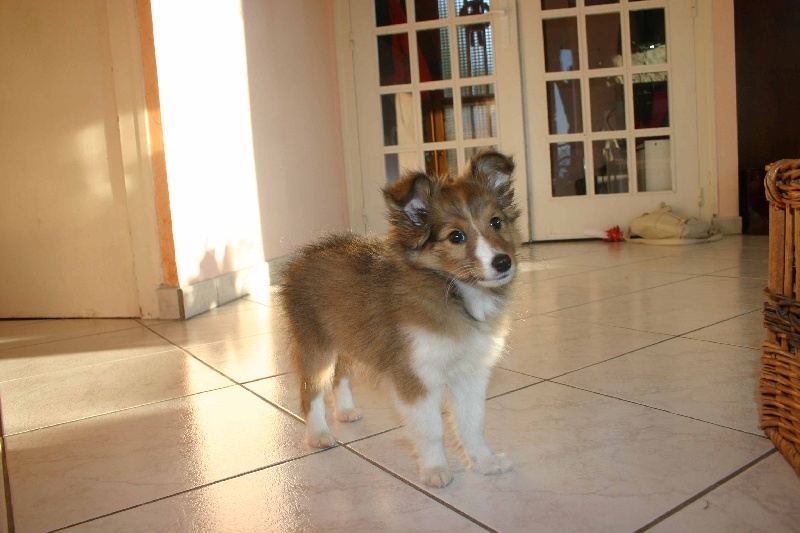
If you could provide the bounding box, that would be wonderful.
[49,447,339,532]
[0,323,144,354]
[341,445,497,533]
[634,448,777,532]
[551,382,770,439]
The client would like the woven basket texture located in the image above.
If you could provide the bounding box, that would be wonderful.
[763,158,800,476]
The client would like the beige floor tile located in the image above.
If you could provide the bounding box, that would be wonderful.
[502,315,670,378]
[187,329,292,383]
[1,349,233,435]
[0,326,175,382]
[684,310,767,349]
[709,260,769,280]
[66,447,485,532]
[147,306,275,348]
[246,374,401,443]
[246,368,538,444]
[0,319,141,352]
[515,260,596,283]
[556,337,762,434]
[542,243,676,268]
[546,275,766,335]
[629,254,744,275]
[650,452,800,532]
[5,387,308,532]
[352,382,773,532]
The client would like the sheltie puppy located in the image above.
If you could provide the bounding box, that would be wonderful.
[281,150,520,488]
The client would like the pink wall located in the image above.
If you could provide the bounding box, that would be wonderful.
[242,0,350,261]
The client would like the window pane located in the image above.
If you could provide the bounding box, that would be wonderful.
[456,0,491,16]
[542,0,575,8]
[633,72,669,128]
[378,34,411,85]
[586,13,622,69]
[546,79,583,134]
[465,145,498,161]
[585,0,619,5]
[462,84,496,139]
[550,142,586,197]
[418,28,452,81]
[589,76,625,132]
[635,136,671,191]
[542,18,579,72]
[457,24,494,77]
[421,88,455,142]
[385,152,418,184]
[630,9,667,65]
[415,0,448,21]
[375,0,407,27]
[593,139,628,194]
[425,149,457,175]
[381,93,416,146]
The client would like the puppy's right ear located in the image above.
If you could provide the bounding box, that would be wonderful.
[383,171,434,228]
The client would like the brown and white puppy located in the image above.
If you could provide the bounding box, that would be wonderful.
[281,150,520,488]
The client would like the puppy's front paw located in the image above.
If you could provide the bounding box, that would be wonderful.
[306,430,337,449]
[335,408,363,422]
[420,466,453,488]
[473,453,513,475]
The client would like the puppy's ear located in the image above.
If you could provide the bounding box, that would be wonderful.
[383,171,433,228]
[467,150,517,214]
[383,171,434,249]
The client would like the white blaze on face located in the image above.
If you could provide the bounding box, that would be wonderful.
[475,234,497,279]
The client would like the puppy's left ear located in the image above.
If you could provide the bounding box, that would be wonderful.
[467,150,517,212]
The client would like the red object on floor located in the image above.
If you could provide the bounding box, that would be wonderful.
[604,226,623,242]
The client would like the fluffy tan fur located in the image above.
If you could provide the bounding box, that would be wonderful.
[280,150,520,487]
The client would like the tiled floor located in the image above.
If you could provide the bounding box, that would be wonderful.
[2,235,799,532]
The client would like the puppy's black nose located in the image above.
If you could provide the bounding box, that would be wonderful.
[492,254,512,273]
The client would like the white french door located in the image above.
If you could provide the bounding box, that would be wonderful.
[349,0,531,240]
[520,0,700,239]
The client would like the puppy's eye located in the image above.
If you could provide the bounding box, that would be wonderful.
[490,217,502,230]
[448,230,466,244]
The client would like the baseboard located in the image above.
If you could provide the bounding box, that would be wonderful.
[712,215,743,235]
[156,262,271,320]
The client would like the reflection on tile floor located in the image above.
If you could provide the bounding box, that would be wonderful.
[1,235,798,531]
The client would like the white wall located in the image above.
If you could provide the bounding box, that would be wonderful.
[0,0,144,317]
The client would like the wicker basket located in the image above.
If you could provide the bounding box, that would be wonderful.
[762,159,800,476]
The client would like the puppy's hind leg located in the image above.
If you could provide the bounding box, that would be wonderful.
[294,341,337,449]
[333,362,362,423]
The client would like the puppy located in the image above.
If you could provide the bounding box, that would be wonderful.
[281,150,520,488]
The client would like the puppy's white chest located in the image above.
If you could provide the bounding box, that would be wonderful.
[404,326,505,387]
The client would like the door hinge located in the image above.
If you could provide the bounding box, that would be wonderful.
[697,187,704,207]
[362,207,368,230]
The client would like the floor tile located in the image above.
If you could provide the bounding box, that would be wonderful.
[5,387,309,532]
[502,315,670,379]
[515,260,596,283]
[555,337,762,434]
[629,254,744,275]
[246,374,401,443]
[352,382,773,532]
[542,242,675,268]
[246,368,539,444]
[0,326,175,382]
[187,329,292,383]
[709,260,769,280]
[546,276,766,335]
[683,310,766,349]
[0,319,141,352]
[147,306,274,348]
[650,452,800,532]
[66,447,485,532]
[1,349,233,435]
